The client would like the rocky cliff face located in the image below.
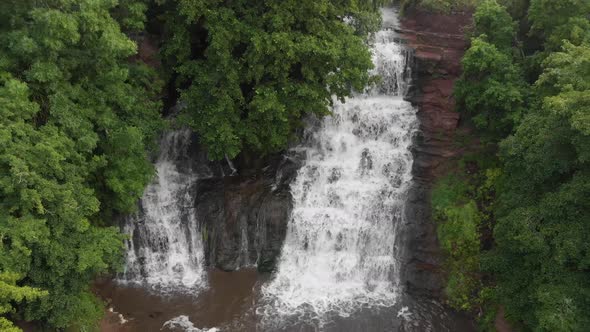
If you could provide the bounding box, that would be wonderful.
[195,153,300,272]
[128,2,473,302]
[401,10,471,182]
[398,9,472,299]
[192,9,474,299]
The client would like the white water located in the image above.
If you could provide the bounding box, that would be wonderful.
[162,316,219,332]
[121,130,207,290]
[262,7,417,322]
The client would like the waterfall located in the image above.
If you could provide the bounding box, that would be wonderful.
[261,7,417,324]
[121,129,207,290]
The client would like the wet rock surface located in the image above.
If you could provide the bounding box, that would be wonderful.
[195,153,300,272]
[400,9,472,182]
[122,130,301,277]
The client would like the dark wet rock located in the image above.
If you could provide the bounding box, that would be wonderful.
[400,185,446,298]
[400,10,472,182]
[328,167,342,183]
[359,148,374,174]
[195,152,301,273]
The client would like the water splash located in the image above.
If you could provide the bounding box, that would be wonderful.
[261,7,417,326]
[162,315,219,332]
[120,130,207,291]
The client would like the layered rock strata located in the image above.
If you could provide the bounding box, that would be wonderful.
[398,9,472,298]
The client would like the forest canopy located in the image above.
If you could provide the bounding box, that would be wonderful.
[434,0,590,331]
[0,0,166,329]
[154,0,387,159]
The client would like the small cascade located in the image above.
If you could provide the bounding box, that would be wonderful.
[121,129,207,290]
[239,219,250,267]
[371,28,413,96]
[261,7,418,324]
[224,154,238,176]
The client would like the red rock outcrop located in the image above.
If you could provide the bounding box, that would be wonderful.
[400,10,472,181]
[130,34,161,69]
[398,9,473,304]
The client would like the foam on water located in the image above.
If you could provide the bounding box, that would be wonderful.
[261,7,417,326]
[162,315,219,332]
[120,130,207,291]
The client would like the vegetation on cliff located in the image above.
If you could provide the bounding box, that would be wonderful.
[432,0,590,330]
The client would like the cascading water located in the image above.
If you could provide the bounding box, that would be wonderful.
[261,7,417,324]
[101,7,477,332]
[121,129,207,290]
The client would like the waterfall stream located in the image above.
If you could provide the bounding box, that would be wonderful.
[261,7,417,324]
[121,130,207,290]
[109,7,434,332]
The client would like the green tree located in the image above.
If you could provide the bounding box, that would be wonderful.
[496,0,529,20]
[454,37,527,140]
[0,0,162,329]
[454,1,526,140]
[488,42,590,332]
[156,0,382,159]
[442,0,590,329]
[472,0,516,51]
[398,0,481,13]
[528,0,590,43]
[0,273,47,332]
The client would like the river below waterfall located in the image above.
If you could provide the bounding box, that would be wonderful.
[97,7,475,332]
[98,268,474,331]
[98,269,472,331]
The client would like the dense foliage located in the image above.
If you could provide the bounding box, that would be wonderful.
[0,0,163,329]
[0,0,383,330]
[155,0,385,159]
[454,36,526,140]
[443,0,590,330]
[397,0,481,13]
[432,173,483,311]
[0,273,47,332]
[490,41,590,331]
